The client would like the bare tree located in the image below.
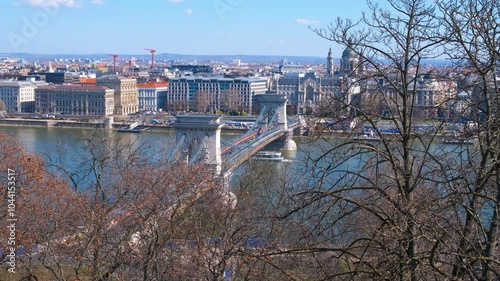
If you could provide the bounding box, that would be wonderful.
[0,134,84,280]
[436,0,500,279]
[258,1,500,280]
[0,128,289,280]
[194,90,213,113]
[221,89,243,115]
[263,0,457,280]
[0,100,6,111]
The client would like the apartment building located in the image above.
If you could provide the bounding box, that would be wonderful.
[167,77,267,113]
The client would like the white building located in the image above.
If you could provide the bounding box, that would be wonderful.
[137,81,168,112]
[0,80,48,113]
[35,84,114,116]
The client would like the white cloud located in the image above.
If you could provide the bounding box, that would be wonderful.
[19,0,83,8]
[91,0,104,5]
[296,18,320,25]
[168,0,184,3]
[183,8,192,15]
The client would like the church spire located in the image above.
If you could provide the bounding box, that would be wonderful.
[327,47,334,76]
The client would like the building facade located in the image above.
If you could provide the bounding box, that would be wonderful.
[137,81,168,111]
[96,75,138,115]
[358,74,458,118]
[274,72,360,115]
[166,77,267,113]
[415,74,457,115]
[35,85,114,116]
[0,80,47,113]
[269,46,364,115]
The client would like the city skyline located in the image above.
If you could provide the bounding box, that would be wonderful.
[1,0,372,57]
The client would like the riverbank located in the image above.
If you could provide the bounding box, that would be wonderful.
[0,118,249,134]
[0,118,57,127]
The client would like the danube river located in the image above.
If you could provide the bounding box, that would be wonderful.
[0,126,315,190]
[0,126,304,161]
[0,126,469,190]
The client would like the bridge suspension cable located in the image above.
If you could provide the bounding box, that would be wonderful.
[189,135,209,165]
[167,134,186,163]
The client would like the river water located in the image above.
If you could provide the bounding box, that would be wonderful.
[0,126,471,191]
[0,126,308,186]
[0,126,305,164]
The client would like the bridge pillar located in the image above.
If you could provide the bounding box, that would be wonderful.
[259,94,288,130]
[173,115,224,175]
[217,173,237,209]
[283,129,297,151]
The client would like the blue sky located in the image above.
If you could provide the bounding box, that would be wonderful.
[0,0,370,57]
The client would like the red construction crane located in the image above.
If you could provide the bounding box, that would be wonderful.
[107,54,118,73]
[145,48,156,69]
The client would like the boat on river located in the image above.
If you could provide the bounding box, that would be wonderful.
[442,132,474,145]
[352,134,382,141]
[250,151,285,162]
[117,122,148,133]
[442,136,474,145]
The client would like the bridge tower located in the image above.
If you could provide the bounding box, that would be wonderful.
[259,94,288,130]
[256,93,297,151]
[173,115,224,175]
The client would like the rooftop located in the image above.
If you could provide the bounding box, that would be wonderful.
[37,84,112,91]
[137,81,168,88]
[97,74,136,82]
[0,80,46,87]
[80,77,96,84]
[172,76,267,83]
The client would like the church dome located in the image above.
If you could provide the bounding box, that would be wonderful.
[342,46,357,59]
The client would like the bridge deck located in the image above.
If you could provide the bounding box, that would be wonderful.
[220,120,299,175]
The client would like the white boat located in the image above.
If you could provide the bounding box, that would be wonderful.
[117,122,149,133]
[250,151,285,161]
[442,137,474,145]
[442,132,474,145]
[352,134,382,141]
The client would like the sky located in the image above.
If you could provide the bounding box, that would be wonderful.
[0,0,370,57]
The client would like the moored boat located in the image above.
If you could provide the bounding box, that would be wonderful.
[352,134,382,141]
[442,132,474,145]
[250,151,285,161]
[117,122,149,133]
[442,137,473,145]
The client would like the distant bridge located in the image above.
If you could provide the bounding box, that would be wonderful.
[169,94,301,180]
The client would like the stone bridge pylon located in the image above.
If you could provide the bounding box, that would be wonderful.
[171,115,224,175]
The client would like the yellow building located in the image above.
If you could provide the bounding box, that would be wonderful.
[97,75,138,115]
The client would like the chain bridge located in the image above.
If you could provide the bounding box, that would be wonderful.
[168,94,302,181]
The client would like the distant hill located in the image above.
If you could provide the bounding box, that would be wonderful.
[0,52,327,64]
[155,53,327,64]
[0,52,453,66]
